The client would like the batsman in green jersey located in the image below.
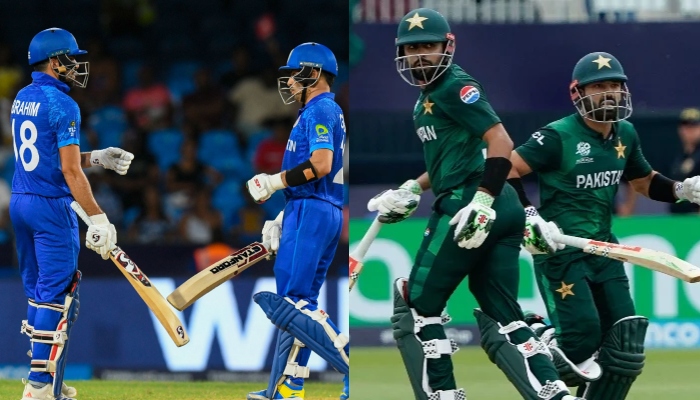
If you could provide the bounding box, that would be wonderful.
[507,51,700,399]
[368,8,584,400]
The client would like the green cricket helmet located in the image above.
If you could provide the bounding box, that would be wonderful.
[395,8,455,86]
[570,52,632,122]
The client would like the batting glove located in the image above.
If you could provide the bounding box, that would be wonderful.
[246,173,285,203]
[367,179,421,224]
[449,191,496,249]
[91,147,134,175]
[676,176,700,204]
[522,206,565,255]
[86,213,117,260]
[262,211,283,253]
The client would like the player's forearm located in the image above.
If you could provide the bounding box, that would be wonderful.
[479,125,513,196]
[63,171,103,216]
[80,152,93,169]
[416,172,431,191]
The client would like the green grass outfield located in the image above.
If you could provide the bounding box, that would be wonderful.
[0,380,342,400]
[352,347,700,399]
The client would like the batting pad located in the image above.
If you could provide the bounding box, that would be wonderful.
[253,291,349,375]
[265,330,310,399]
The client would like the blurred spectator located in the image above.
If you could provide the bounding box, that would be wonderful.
[182,68,225,134]
[669,108,700,214]
[193,235,237,273]
[101,0,156,36]
[128,186,173,243]
[228,67,296,137]
[165,139,222,219]
[85,38,121,108]
[177,189,223,245]
[232,185,267,245]
[123,64,173,132]
[0,177,10,244]
[110,130,160,211]
[0,42,23,145]
[220,46,253,90]
[87,171,125,228]
[253,117,292,174]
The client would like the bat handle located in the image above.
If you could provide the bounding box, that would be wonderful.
[551,232,590,249]
[70,201,117,251]
[70,201,93,226]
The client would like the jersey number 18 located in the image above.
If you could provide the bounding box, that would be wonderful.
[12,119,40,172]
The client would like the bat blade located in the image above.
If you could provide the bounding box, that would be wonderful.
[70,201,189,347]
[167,242,271,311]
[109,247,190,346]
[349,217,382,291]
[556,233,700,283]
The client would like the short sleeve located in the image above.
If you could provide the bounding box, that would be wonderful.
[305,103,336,154]
[50,96,81,148]
[434,80,501,138]
[514,129,563,173]
[623,133,653,181]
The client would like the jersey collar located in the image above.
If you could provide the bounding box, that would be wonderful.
[573,113,617,142]
[31,71,71,94]
[299,91,334,112]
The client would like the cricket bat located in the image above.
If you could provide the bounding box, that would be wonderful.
[167,241,272,311]
[349,217,383,291]
[70,202,190,347]
[554,233,700,283]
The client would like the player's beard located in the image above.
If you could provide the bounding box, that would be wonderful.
[593,96,619,121]
[410,57,438,83]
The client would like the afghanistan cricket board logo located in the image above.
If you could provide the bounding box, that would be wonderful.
[113,249,152,287]
[209,242,270,275]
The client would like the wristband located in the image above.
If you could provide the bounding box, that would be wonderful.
[506,177,533,207]
[285,159,318,187]
[479,157,512,196]
[648,173,678,203]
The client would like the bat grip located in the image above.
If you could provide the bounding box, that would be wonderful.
[551,232,590,249]
[70,201,93,226]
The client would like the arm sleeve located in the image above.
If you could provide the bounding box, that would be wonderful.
[305,103,336,154]
[623,131,653,181]
[514,129,563,173]
[435,80,501,138]
[50,97,81,148]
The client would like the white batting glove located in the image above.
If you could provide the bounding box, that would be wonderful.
[246,173,285,203]
[449,191,496,249]
[367,180,422,224]
[675,176,700,204]
[262,211,284,253]
[522,206,565,255]
[85,213,117,260]
[91,147,134,175]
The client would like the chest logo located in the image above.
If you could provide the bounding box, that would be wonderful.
[614,138,626,159]
[422,97,434,115]
[576,142,591,156]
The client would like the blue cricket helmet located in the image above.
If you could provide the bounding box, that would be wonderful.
[279,42,338,76]
[28,28,87,66]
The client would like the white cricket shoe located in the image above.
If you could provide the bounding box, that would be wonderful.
[21,379,77,400]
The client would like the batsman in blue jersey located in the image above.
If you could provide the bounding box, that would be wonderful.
[11,28,134,400]
[245,43,349,400]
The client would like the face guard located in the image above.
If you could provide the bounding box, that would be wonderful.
[571,81,632,123]
[277,64,320,105]
[395,34,454,87]
[53,54,89,88]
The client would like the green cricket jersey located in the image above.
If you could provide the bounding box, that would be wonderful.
[516,114,652,250]
[413,64,501,195]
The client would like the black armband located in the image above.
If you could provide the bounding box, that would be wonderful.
[285,159,319,187]
[648,173,678,203]
[506,177,532,207]
[479,157,512,196]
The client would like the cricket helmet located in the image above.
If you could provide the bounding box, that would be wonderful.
[395,8,455,86]
[570,52,631,122]
[28,28,89,88]
[278,42,337,105]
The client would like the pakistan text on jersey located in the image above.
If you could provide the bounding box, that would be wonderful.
[576,170,624,189]
[10,101,41,117]
[417,125,437,143]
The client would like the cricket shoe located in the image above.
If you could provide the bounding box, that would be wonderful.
[21,378,77,400]
[340,374,348,400]
[247,379,305,399]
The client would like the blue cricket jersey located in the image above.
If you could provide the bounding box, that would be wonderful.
[10,72,81,197]
[282,92,345,208]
